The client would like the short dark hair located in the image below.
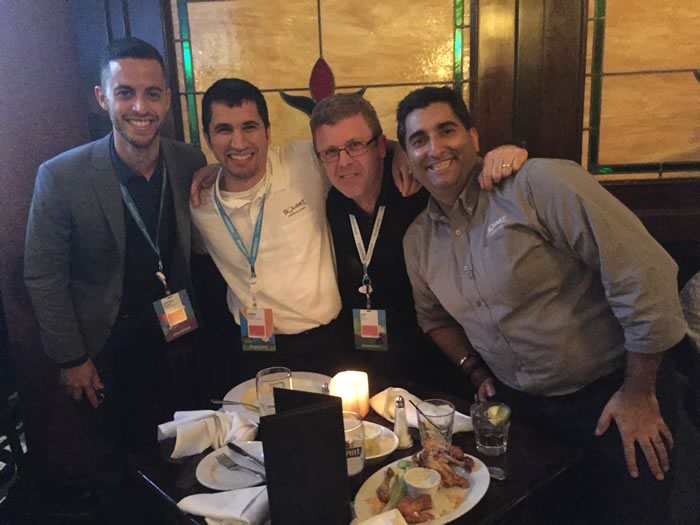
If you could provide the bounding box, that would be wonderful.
[396,86,473,149]
[310,94,383,141]
[100,37,166,86]
[201,78,270,137]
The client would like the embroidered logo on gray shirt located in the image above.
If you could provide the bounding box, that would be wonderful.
[486,215,508,238]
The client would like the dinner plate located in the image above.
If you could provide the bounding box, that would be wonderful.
[354,454,490,525]
[223,371,332,423]
[195,441,265,491]
[364,422,399,462]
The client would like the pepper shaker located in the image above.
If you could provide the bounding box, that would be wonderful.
[394,396,413,449]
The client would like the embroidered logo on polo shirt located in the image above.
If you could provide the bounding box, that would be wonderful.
[486,215,508,238]
[283,198,308,219]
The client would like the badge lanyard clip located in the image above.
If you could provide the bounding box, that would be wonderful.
[350,206,385,310]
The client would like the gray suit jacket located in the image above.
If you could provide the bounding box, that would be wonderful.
[24,133,207,364]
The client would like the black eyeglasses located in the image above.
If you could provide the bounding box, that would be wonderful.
[316,134,380,163]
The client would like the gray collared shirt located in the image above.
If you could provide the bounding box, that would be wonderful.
[404,158,687,396]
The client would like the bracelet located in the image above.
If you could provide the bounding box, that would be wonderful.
[457,354,481,377]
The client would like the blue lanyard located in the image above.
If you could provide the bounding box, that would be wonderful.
[118,164,170,294]
[213,184,268,302]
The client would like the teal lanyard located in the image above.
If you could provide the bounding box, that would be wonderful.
[118,164,170,294]
[214,184,268,307]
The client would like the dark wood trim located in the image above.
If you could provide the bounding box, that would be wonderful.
[472,0,517,153]
[603,179,700,244]
[161,0,185,141]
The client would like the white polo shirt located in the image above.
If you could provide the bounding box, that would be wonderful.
[191,141,341,334]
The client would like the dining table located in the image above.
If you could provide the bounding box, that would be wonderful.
[129,374,581,524]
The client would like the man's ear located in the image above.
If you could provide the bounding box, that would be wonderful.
[94,85,108,111]
[469,128,480,152]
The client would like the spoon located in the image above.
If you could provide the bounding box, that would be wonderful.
[210,399,260,411]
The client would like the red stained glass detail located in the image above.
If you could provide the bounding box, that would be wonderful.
[309,57,336,102]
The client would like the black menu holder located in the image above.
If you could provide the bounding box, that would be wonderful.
[259,389,350,525]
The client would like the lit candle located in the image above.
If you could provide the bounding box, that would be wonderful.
[329,371,370,416]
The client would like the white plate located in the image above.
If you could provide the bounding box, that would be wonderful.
[195,441,265,491]
[354,454,490,525]
[223,371,332,423]
[364,422,399,462]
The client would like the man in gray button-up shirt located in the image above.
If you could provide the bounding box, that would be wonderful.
[398,87,687,524]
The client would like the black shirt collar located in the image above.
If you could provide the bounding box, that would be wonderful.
[109,135,164,186]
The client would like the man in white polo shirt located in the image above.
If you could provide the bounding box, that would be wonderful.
[191,78,345,377]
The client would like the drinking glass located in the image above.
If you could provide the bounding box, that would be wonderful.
[417,399,455,445]
[343,411,365,478]
[255,366,292,416]
[470,401,511,456]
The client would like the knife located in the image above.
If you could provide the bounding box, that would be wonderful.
[227,442,266,471]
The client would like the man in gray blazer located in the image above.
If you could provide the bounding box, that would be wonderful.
[24,38,206,520]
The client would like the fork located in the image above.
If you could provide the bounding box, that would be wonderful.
[215,453,266,480]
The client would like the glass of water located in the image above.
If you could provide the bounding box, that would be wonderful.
[416,399,456,445]
[470,401,511,456]
[343,411,365,478]
[255,366,292,416]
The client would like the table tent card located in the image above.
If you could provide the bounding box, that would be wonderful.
[259,389,350,525]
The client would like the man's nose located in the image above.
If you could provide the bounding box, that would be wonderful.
[428,134,446,155]
[337,148,354,166]
[230,129,247,148]
[132,95,147,113]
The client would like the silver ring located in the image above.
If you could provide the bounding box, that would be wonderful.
[501,163,512,168]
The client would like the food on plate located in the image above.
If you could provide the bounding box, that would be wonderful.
[377,467,396,503]
[414,438,472,489]
[369,441,473,523]
[397,494,433,524]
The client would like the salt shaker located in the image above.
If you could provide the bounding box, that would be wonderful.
[394,396,413,449]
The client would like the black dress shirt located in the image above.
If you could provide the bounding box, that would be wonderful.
[110,139,177,313]
[326,152,431,374]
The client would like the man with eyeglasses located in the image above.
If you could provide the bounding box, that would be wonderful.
[191,79,524,377]
[311,94,526,378]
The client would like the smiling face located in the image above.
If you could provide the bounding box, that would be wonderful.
[313,113,386,213]
[95,58,170,154]
[403,102,479,208]
[206,100,271,192]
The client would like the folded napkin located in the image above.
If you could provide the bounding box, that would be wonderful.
[178,485,269,525]
[369,387,472,433]
[158,410,258,458]
[356,509,408,525]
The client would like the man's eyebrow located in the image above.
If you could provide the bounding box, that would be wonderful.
[213,122,233,132]
[241,120,260,127]
[407,129,427,143]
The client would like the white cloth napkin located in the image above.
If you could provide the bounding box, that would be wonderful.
[356,509,408,525]
[369,387,472,433]
[157,410,258,458]
[178,486,269,525]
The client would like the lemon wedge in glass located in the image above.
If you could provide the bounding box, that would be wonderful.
[486,404,510,426]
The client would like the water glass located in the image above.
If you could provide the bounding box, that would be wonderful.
[343,411,365,478]
[255,366,293,416]
[417,399,455,445]
[470,401,511,456]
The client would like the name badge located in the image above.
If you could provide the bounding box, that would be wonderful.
[153,290,198,342]
[352,309,388,351]
[241,307,276,351]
